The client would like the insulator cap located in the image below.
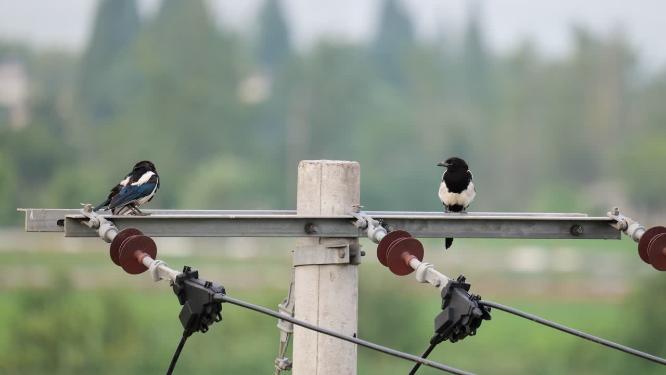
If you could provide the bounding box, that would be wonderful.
[377,230,412,266]
[386,237,424,276]
[109,228,144,266]
[118,234,157,274]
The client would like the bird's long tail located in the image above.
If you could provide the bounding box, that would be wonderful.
[445,237,454,249]
[93,199,109,212]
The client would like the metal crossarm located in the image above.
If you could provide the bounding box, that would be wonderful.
[18,208,620,240]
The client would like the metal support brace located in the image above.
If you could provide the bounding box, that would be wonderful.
[351,210,387,244]
[274,271,296,374]
[607,207,646,243]
[80,204,118,243]
[293,242,351,266]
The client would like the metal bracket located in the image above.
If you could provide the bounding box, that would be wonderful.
[293,242,351,266]
[274,272,295,374]
[351,210,387,243]
[607,207,646,243]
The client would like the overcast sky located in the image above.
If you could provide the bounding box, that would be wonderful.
[0,0,664,69]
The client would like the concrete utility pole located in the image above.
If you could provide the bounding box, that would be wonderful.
[292,160,360,375]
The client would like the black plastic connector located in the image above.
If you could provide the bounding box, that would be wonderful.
[432,275,491,344]
[172,266,226,337]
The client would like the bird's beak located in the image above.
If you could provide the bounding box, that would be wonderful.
[437,161,449,167]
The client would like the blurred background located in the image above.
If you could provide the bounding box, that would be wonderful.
[0,0,665,373]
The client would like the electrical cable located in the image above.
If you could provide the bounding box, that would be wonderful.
[215,294,475,375]
[479,300,666,366]
[408,341,439,375]
[166,332,189,375]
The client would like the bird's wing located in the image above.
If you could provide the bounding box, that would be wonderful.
[94,184,123,211]
[467,171,476,192]
[108,182,158,209]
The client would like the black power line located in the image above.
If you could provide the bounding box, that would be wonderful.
[408,341,439,375]
[166,333,188,375]
[479,300,666,366]
[215,294,475,375]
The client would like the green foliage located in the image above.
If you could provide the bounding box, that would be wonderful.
[462,0,491,105]
[620,135,666,210]
[618,275,666,374]
[567,274,666,375]
[0,154,17,223]
[0,123,70,208]
[78,0,141,122]
[0,0,664,218]
[44,166,108,208]
[0,251,660,374]
[180,156,278,209]
[257,0,291,71]
[1,3,665,373]
[0,273,146,374]
[372,0,415,86]
[132,0,246,160]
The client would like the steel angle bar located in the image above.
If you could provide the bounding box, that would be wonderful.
[18,208,620,239]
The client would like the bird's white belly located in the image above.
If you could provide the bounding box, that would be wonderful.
[439,181,476,207]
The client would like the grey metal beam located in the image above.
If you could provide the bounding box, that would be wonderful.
[18,208,620,240]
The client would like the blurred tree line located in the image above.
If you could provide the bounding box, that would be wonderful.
[1,269,664,374]
[0,0,665,224]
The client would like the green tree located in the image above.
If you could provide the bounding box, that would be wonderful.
[179,156,277,208]
[372,0,415,87]
[0,274,145,374]
[462,0,491,105]
[257,0,291,72]
[0,154,17,224]
[619,135,666,210]
[112,0,248,207]
[78,0,141,122]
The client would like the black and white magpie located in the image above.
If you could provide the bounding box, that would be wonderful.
[94,160,160,215]
[437,157,476,249]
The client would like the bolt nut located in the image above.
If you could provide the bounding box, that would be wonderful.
[304,223,318,235]
[570,224,584,236]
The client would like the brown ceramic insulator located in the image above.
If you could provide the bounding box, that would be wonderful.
[109,228,144,266]
[638,226,666,264]
[386,237,424,276]
[118,235,157,275]
[377,230,412,266]
[647,233,666,271]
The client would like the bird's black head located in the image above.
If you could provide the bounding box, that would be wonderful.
[133,160,157,172]
[437,157,469,171]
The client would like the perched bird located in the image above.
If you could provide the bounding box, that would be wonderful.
[94,160,160,215]
[437,157,476,249]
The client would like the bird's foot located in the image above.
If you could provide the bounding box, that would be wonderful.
[129,206,150,216]
[129,206,148,216]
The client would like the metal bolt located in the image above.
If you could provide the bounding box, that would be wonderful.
[304,223,318,235]
[570,225,584,236]
[360,250,366,257]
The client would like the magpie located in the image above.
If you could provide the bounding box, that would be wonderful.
[94,160,160,215]
[437,157,475,249]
